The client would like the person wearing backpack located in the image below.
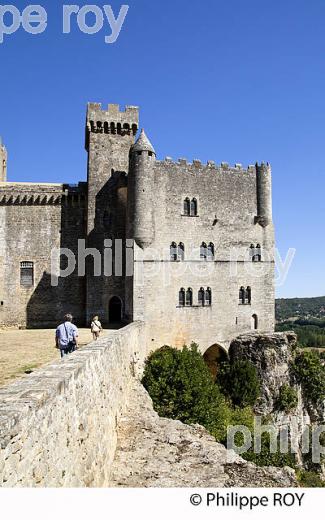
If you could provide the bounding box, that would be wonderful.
[55,314,79,358]
[91,316,102,341]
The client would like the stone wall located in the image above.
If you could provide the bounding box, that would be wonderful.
[128,158,275,353]
[0,322,145,487]
[85,103,139,325]
[0,183,87,328]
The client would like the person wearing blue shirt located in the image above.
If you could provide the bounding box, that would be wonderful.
[55,314,79,358]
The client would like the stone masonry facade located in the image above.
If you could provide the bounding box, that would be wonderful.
[0,102,275,353]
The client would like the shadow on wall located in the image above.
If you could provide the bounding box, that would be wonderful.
[86,170,129,328]
[26,186,87,328]
[26,172,130,329]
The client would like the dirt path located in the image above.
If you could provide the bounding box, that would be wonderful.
[0,328,109,388]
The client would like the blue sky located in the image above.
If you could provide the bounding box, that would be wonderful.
[0,0,324,298]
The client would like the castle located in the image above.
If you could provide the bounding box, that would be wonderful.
[0,103,275,354]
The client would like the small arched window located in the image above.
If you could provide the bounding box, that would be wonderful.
[251,244,262,262]
[170,242,178,261]
[190,198,198,216]
[207,243,214,261]
[179,288,185,307]
[184,198,190,216]
[178,242,185,261]
[186,288,193,307]
[97,121,102,132]
[246,286,252,305]
[239,286,245,305]
[198,287,205,306]
[252,314,258,330]
[205,287,212,306]
[250,244,255,261]
[117,123,122,135]
[110,122,116,134]
[200,242,207,260]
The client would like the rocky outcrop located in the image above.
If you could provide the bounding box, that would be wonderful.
[108,380,297,488]
[229,332,298,414]
[228,331,325,470]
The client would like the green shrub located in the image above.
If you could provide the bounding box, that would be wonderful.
[297,470,325,488]
[142,344,231,441]
[217,360,261,407]
[142,344,297,469]
[292,350,325,405]
[242,432,296,468]
[276,384,298,412]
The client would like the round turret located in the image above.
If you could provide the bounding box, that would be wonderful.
[0,139,7,182]
[128,129,156,248]
[256,162,272,227]
[131,129,156,156]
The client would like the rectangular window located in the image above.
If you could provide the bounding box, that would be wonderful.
[20,262,34,287]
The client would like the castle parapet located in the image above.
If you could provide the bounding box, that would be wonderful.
[85,103,139,149]
[155,157,257,175]
[0,182,87,207]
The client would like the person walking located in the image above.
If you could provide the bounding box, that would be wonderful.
[55,314,79,358]
[91,316,102,341]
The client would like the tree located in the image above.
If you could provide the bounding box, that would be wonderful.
[292,350,325,405]
[142,344,231,441]
[217,360,261,407]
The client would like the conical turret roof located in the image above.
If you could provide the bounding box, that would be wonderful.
[132,129,156,154]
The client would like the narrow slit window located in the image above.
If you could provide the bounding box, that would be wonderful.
[250,244,255,261]
[179,288,185,307]
[198,287,205,306]
[178,242,185,261]
[184,198,190,216]
[205,287,212,306]
[170,242,178,261]
[190,198,198,216]
[186,288,193,307]
[252,314,258,330]
[207,243,214,261]
[200,242,207,260]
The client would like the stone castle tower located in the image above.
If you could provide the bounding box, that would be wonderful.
[0,102,275,353]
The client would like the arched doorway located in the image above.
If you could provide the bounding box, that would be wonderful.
[203,344,228,381]
[109,296,122,324]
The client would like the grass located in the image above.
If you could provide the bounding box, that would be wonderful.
[0,328,110,388]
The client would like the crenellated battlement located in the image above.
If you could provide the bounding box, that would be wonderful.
[0,182,87,206]
[86,103,139,143]
[154,157,259,174]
